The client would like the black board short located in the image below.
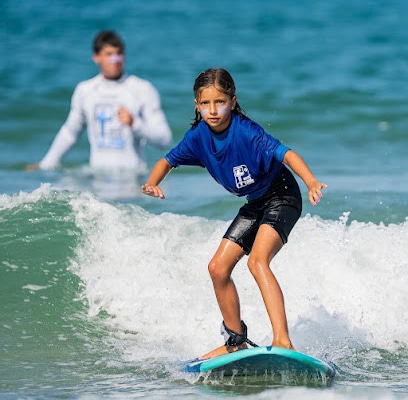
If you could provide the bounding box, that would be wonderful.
[223,166,302,254]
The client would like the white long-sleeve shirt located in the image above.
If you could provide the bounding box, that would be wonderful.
[39,73,172,171]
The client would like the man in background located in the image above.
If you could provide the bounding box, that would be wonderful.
[27,30,172,172]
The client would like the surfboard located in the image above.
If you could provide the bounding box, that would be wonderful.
[185,346,336,380]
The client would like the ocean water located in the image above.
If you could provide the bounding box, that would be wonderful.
[1,0,408,399]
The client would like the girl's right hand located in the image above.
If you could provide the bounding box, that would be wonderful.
[141,184,165,199]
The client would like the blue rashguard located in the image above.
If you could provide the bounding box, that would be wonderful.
[165,113,290,200]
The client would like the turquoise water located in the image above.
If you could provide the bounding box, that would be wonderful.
[1,1,408,398]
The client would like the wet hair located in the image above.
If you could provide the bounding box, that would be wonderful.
[192,68,248,128]
[92,30,125,54]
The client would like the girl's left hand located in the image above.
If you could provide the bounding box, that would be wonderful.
[307,181,327,206]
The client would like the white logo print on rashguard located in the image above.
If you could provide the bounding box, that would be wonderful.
[233,165,255,189]
[95,104,126,149]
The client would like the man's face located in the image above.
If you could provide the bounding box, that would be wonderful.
[93,44,124,79]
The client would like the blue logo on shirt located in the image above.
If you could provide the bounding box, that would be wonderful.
[95,104,126,149]
[233,165,255,189]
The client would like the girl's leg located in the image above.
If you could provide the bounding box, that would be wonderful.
[200,238,246,359]
[209,238,246,332]
[247,224,294,349]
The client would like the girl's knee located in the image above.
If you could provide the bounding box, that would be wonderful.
[208,259,221,278]
[208,259,229,284]
[247,256,268,276]
[247,256,260,274]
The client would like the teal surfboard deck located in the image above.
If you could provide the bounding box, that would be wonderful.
[185,346,336,379]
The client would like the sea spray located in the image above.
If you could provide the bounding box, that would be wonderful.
[63,191,408,365]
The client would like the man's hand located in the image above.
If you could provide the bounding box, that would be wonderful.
[118,107,134,126]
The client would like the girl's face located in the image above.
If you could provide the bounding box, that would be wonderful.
[194,85,236,133]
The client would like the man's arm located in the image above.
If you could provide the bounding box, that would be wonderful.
[132,81,172,148]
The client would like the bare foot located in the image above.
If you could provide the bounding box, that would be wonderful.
[199,343,248,360]
[272,339,296,351]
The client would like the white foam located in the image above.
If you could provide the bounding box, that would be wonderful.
[68,193,408,361]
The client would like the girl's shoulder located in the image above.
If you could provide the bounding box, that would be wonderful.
[178,121,209,147]
[187,120,210,136]
[233,114,265,137]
